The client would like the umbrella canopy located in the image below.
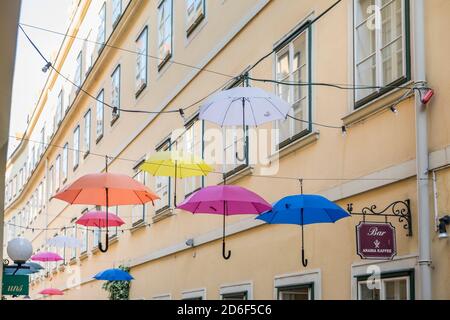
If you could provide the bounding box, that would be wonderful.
[139,150,213,206]
[52,172,160,206]
[257,194,350,267]
[93,268,134,281]
[76,210,125,228]
[3,263,41,276]
[53,171,159,253]
[26,262,44,271]
[177,185,271,259]
[46,234,82,248]
[199,86,291,127]
[30,252,63,262]
[39,288,64,296]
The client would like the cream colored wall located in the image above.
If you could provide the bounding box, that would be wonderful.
[4,0,450,300]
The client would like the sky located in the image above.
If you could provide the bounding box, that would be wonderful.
[8,0,73,156]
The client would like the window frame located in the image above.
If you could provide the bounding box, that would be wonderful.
[183,115,205,198]
[356,269,414,300]
[62,143,69,183]
[274,21,312,150]
[157,0,173,71]
[277,283,314,300]
[111,64,121,125]
[97,2,106,53]
[73,125,80,171]
[135,26,149,98]
[154,138,172,214]
[352,0,411,108]
[112,0,122,27]
[96,89,105,143]
[186,0,205,37]
[132,168,147,226]
[84,109,91,157]
[74,50,83,88]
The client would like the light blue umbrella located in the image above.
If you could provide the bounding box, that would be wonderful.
[93,268,134,281]
[257,194,350,267]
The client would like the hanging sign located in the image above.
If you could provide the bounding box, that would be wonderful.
[356,222,397,260]
[1,274,29,296]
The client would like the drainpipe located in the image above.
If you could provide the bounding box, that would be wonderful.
[413,0,432,300]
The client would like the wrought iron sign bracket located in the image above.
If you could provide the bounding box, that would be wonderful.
[347,199,412,237]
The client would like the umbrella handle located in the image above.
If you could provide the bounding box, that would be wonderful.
[222,242,231,260]
[99,233,109,253]
[301,248,308,267]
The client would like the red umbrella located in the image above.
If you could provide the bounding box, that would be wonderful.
[39,288,64,296]
[53,159,159,253]
[76,211,125,228]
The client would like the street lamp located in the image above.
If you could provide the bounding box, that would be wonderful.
[4,238,33,275]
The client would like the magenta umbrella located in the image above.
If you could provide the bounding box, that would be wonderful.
[76,210,125,228]
[177,185,271,260]
[39,288,64,296]
[31,252,63,262]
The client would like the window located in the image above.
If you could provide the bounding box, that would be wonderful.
[155,140,171,213]
[62,143,68,182]
[56,89,64,126]
[55,155,61,191]
[132,170,146,226]
[18,169,23,191]
[84,109,91,156]
[278,284,313,300]
[86,30,94,72]
[48,165,54,199]
[353,0,410,106]
[97,3,106,50]
[157,0,173,69]
[222,79,249,176]
[108,206,119,238]
[73,126,80,169]
[183,118,204,196]
[68,224,77,260]
[80,224,88,254]
[222,292,248,300]
[112,0,122,26]
[111,65,121,123]
[74,51,82,88]
[96,90,104,141]
[13,175,17,197]
[275,24,311,149]
[40,126,45,156]
[186,0,205,35]
[38,183,44,212]
[135,27,148,96]
[357,272,412,300]
[93,228,101,249]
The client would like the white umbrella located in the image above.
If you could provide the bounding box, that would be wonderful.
[199,86,291,161]
[199,86,290,127]
[46,235,82,248]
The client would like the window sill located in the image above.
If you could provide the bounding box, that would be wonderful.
[92,246,99,255]
[343,81,414,127]
[69,257,77,265]
[83,151,90,159]
[135,83,147,99]
[220,165,253,185]
[185,188,201,199]
[270,130,320,162]
[108,235,119,245]
[158,53,172,72]
[130,220,147,232]
[186,13,205,37]
[79,251,88,261]
[96,134,103,144]
[73,164,79,172]
[152,207,174,223]
[110,115,120,126]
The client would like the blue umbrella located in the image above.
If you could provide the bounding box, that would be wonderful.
[257,194,350,267]
[93,268,134,281]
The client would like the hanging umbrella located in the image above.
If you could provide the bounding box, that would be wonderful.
[139,150,213,206]
[177,185,271,260]
[30,252,63,262]
[93,268,134,281]
[53,163,160,253]
[46,234,82,248]
[39,288,64,296]
[26,262,44,271]
[3,263,41,276]
[76,210,125,228]
[257,194,350,267]
[199,86,291,160]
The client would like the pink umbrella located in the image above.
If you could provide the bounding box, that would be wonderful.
[76,210,125,228]
[39,288,64,296]
[31,252,63,262]
[177,185,271,259]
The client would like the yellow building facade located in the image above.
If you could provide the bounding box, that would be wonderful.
[3,0,450,300]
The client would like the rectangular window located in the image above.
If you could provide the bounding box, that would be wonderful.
[55,155,61,192]
[73,126,80,169]
[108,206,119,238]
[67,224,77,260]
[278,284,313,300]
[56,89,64,125]
[13,175,17,197]
[183,118,204,196]
[40,126,45,156]
[84,109,91,155]
[97,3,106,50]
[132,170,146,226]
[93,228,101,249]
[19,169,23,191]
[48,165,54,199]
[186,0,205,35]
[353,0,410,106]
[358,273,412,300]
[112,0,122,27]
[38,182,44,211]
[135,27,148,96]
[275,24,311,149]
[80,225,88,254]
[111,65,121,123]
[62,143,68,182]
[96,90,104,141]
[157,0,173,69]
[155,140,171,213]
[222,292,248,300]
[74,51,82,88]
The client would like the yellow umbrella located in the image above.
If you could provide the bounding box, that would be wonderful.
[139,151,213,206]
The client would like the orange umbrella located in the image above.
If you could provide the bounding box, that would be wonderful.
[53,168,159,253]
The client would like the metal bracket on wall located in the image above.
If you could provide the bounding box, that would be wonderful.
[347,199,412,237]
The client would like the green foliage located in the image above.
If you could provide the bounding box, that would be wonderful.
[101,265,131,300]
